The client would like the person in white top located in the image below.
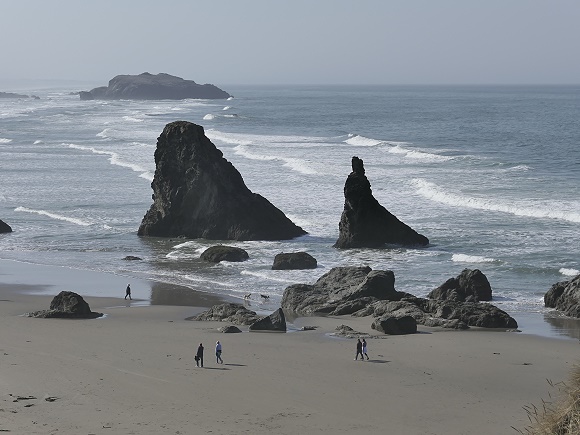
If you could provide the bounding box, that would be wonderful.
[215,341,223,364]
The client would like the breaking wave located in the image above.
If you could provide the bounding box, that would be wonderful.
[560,268,579,277]
[0,138,12,143]
[344,134,383,146]
[15,206,91,226]
[233,145,317,175]
[452,254,498,263]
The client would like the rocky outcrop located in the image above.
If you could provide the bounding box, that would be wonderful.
[281,266,517,329]
[79,72,230,100]
[428,269,492,302]
[372,315,417,335]
[28,291,103,319]
[123,255,142,261]
[138,121,306,241]
[0,219,12,233]
[218,325,242,333]
[272,252,317,270]
[249,308,287,332]
[545,275,580,317]
[201,246,249,263]
[193,303,259,325]
[0,92,39,99]
[334,157,429,248]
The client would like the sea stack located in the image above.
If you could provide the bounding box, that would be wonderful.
[334,156,428,248]
[138,121,307,241]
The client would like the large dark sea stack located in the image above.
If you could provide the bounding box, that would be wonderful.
[0,219,12,233]
[138,122,306,241]
[334,157,429,248]
[79,72,230,100]
[544,274,580,317]
[428,269,492,302]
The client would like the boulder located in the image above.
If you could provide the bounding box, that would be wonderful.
[334,156,429,248]
[428,269,493,302]
[218,325,242,333]
[249,308,287,332]
[193,303,259,325]
[544,275,580,317]
[200,246,249,263]
[123,255,142,261]
[79,72,230,100]
[272,252,317,270]
[138,121,307,241]
[372,315,417,335]
[28,291,103,319]
[0,219,12,233]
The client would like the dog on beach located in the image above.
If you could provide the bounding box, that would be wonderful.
[260,294,270,300]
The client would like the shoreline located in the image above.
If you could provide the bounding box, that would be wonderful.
[1,259,579,433]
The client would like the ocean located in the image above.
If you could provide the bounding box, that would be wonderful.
[1,84,579,336]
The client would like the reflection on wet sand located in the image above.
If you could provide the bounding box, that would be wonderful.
[150,281,230,307]
[544,314,580,340]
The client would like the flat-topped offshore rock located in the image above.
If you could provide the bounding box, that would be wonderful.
[138,121,306,241]
[334,156,429,248]
[79,72,230,100]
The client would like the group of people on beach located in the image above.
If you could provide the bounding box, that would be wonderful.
[355,338,369,361]
[195,341,223,367]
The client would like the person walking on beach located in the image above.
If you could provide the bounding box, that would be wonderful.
[362,338,369,360]
[355,338,364,360]
[215,341,223,364]
[125,283,132,300]
[196,343,204,367]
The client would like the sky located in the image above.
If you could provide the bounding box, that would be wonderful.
[1,0,579,86]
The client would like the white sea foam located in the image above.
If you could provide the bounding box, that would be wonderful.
[122,116,143,123]
[223,106,231,110]
[452,254,497,263]
[96,128,111,138]
[0,138,12,143]
[241,270,298,284]
[560,268,579,277]
[506,165,531,172]
[33,140,43,144]
[388,145,452,162]
[67,143,151,179]
[203,114,215,120]
[344,135,383,147]
[183,275,236,287]
[234,145,317,175]
[227,96,234,101]
[15,206,91,226]
[413,179,580,223]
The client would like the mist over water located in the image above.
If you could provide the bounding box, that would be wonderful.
[0,85,579,334]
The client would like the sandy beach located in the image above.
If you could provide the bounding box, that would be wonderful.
[1,263,579,434]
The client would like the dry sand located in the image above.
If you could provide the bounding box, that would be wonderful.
[1,266,579,434]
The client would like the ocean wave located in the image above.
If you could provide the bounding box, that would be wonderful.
[234,145,317,175]
[0,138,13,143]
[413,179,580,223]
[96,128,111,138]
[14,206,91,226]
[33,140,43,144]
[67,143,151,179]
[452,253,498,263]
[241,270,299,284]
[560,268,579,277]
[223,106,231,110]
[203,114,215,120]
[122,116,144,123]
[227,96,234,101]
[344,134,383,147]
[388,145,453,162]
[505,164,532,172]
[207,129,329,147]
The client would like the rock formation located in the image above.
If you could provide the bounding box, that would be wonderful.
[79,72,230,100]
[428,269,492,302]
[218,325,242,333]
[138,121,306,241]
[200,246,249,263]
[193,303,260,325]
[0,92,39,99]
[28,291,103,319]
[0,219,12,233]
[544,274,580,317]
[272,252,317,270]
[372,315,417,335]
[281,266,517,329]
[249,308,287,332]
[334,156,429,248]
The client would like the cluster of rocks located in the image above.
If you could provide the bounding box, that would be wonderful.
[281,267,517,331]
[193,303,286,332]
[544,274,580,317]
[28,291,103,319]
[0,91,39,99]
[79,72,230,100]
[0,219,12,233]
[199,245,317,270]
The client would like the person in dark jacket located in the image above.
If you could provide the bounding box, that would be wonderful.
[355,338,364,360]
[196,343,204,367]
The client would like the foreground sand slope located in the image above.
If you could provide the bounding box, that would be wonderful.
[1,293,578,435]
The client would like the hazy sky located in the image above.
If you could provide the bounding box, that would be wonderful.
[1,0,579,86]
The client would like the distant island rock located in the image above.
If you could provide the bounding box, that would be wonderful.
[28,291,103,319]
[79,72,230,100]
[138,121,307,241]
[0,219,12,233]
[0,92,39,99]
[544,274,580,317]
[334,156,429,248]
